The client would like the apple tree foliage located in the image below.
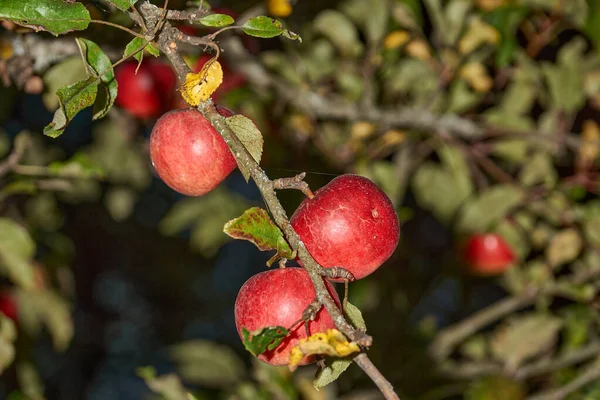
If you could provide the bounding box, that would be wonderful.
[1,0,600,399]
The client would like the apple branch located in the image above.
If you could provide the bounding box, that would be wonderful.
[527,359,600,400]
[217,36,587,152]
[429,267,600,360]
[439,341,600,380]
[272,172,314,198]
[134,2,400,399]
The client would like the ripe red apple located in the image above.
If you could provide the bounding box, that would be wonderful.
[290,175,400,280]
[147,60,177,107]
[0,292,17,322]
[115,61,161,118]
[462,233,516,276]
[115,60,177,118]
[234,267,340,366]
[150,107,236,196]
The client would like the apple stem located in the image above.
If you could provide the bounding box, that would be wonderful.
[319,266,355,282]
[139,2,401,399]
[302,299,321,322]
[273,172,315,198]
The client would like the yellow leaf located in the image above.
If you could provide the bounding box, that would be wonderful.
[383,30,410,50]
[380,129,406,146]
[267,0,293,18]
[180,58,223,106]
[350,121,376,141]
[579,120,600,168]
[405,39,431,61]
[288,329,360,371]
[460,62,493,93]
[459,18,500,55]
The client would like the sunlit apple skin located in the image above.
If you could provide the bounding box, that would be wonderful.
[150,107,236,196]
[463,233,516,276]
[291,175,400,280]
[234,267,340,366]
[115,61,162,118]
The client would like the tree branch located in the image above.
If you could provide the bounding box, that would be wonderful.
[527,359,600,400]
[218,36,587,151]
[429,267,600,360]
[438,341,600,380]
[135,2,399,398]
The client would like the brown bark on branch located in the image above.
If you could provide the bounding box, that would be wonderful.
[133,2,399,399]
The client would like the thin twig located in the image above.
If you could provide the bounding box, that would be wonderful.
[273,172,314,198]
[0,134,30,177]
[430,268,600,360]
[136,3,399,398]
[438,341,600,380]
[89,19,146,38]
[527,359,600,400]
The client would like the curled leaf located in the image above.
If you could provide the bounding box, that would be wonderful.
[223,207,293,266]
[288,329,360,371]
[180,58,223,106]
[242,326,288,357]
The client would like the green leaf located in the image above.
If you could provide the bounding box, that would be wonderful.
[341,0,388,44]
[484,6,528,66]
[15,289,73,351]
[199,13,235,27]
[559,305,595,351]
[0,0,90,35]
[0,317,16,375]
[242,326,288,357]
[490,313,562,371]
[48,153,105,179]
[76,38,117,120]
[314,10,362,57]
[314,358,352,389]
[43,77,98,138]
[0,219,35,289]
[42,56,88,111]
[123,38,157,63]
[412,162,471,224]
[137,368,190,400]
[224,115,264,181]
[546,228,583,268]
[518,152,557,188]
[104,187,137,222]
[344,301,366,331]
[584,0,600,49]
[223,207,293,266]
[541,38,587,113]
[456,185,525,233]
[105,0,136,11]
[241,16,300,41]
[170,340,245,387]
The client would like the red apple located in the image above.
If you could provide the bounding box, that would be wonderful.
[0,292,17,322]
[235,267,340,366]
[150,107,236,196]
[115,61,161,118]
[147,60,177,108]
[290,175,400,280]
[116,60,177,118]
[462,233,516,276]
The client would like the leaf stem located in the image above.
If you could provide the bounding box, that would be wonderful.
[89,19,146,39]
